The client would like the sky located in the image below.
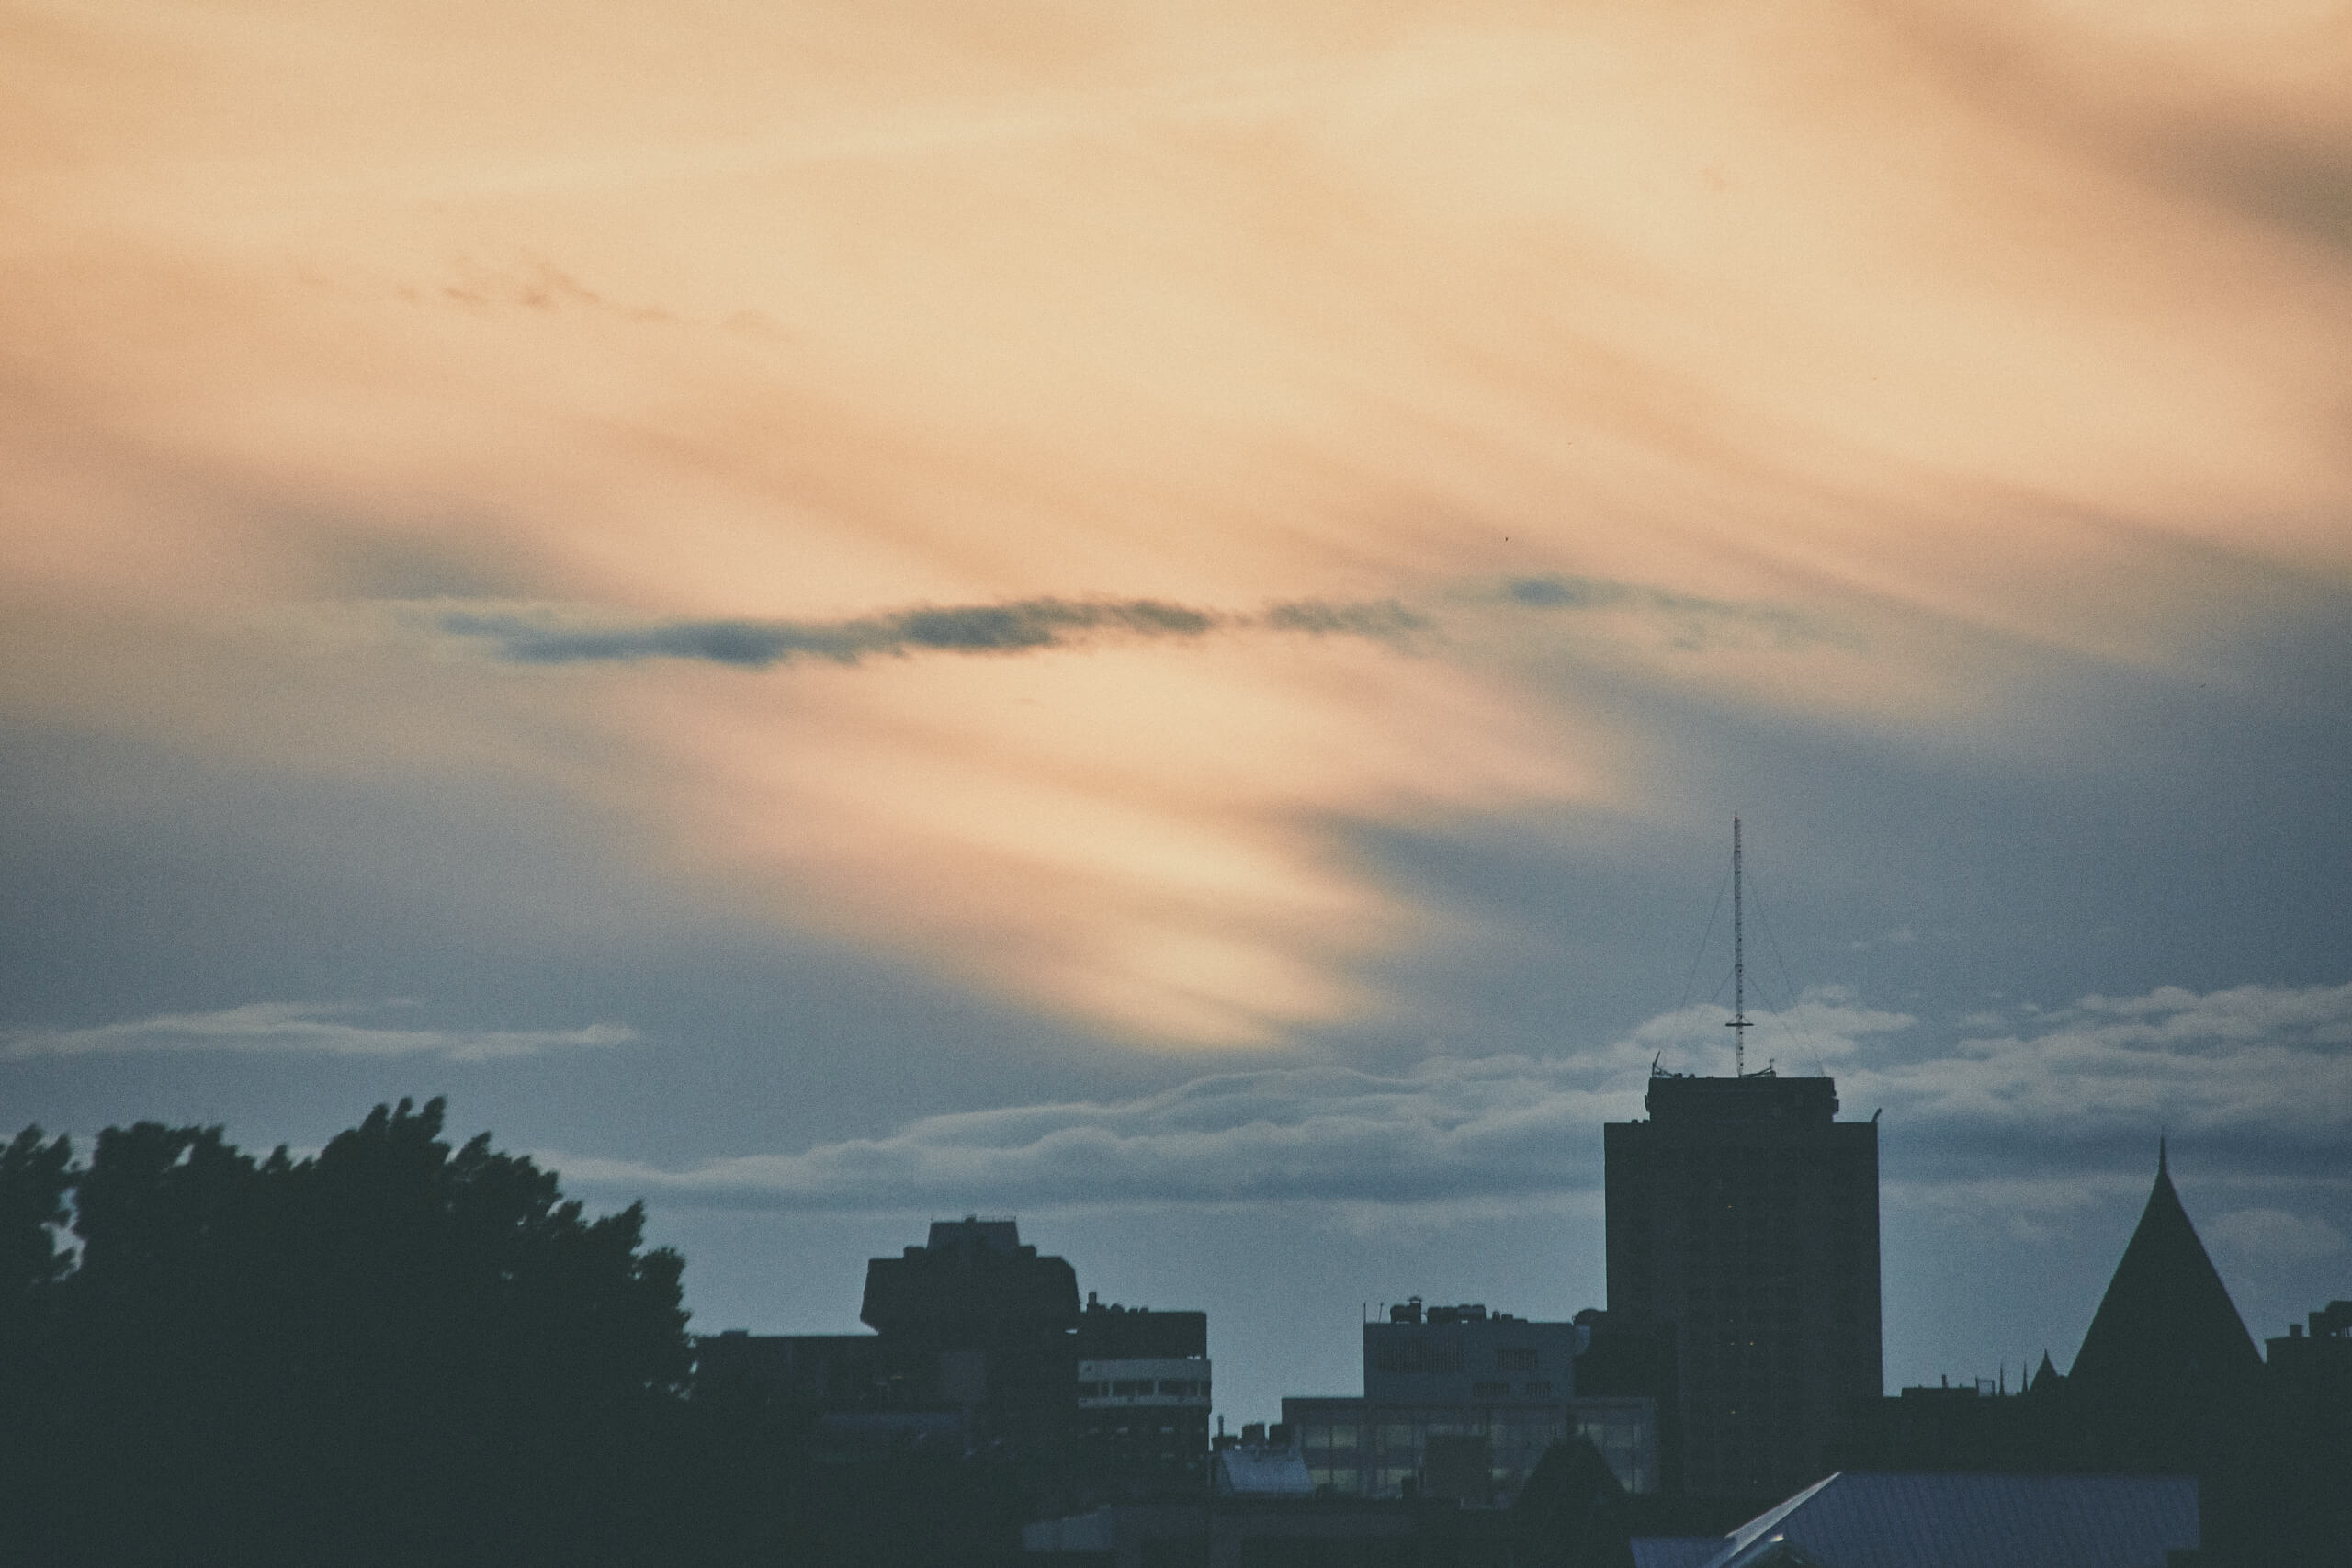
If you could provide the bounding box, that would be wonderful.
[4,0,2349,1425]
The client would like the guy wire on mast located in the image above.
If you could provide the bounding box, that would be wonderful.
[1727,815,1753,1077]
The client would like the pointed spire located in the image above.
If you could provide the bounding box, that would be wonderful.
[2069,1143,2259,1395]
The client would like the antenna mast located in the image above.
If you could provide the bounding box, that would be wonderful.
[1727,816,1752,1076]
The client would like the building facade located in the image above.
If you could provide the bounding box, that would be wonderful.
[1072,1293,1212,1501]
[1604,1067,1881,1498]
[1283,1299,1582,1505]
[855,1214,1082,1463]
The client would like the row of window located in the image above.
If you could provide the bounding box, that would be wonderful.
[1077,1379,1209,1399]
[1300,1427,1654,1497]
[1302,1458,1554,1499]
[1295,1420,1566,1456]
[1074,1422,1198,1438]
[1370,1344,1463,1375]
[1371,1346,1549,1376]
[1304,1464,1545,1498]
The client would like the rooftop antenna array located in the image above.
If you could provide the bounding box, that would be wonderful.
[1727,816,1753,1077]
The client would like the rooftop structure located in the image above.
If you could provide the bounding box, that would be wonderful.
[1212,1438,1315,1496]
[858,1214,1080,1340]
[1364,1298,1578,1406]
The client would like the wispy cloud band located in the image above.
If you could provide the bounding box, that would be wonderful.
[2,1003,637,1063]
[551,982,2349,1214]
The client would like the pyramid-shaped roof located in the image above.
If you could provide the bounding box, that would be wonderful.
[2068,1141,2259,1393]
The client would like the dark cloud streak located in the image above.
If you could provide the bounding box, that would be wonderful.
[433,575,1828,673]
[440,594,1422,670]
[1499,575,1824,649]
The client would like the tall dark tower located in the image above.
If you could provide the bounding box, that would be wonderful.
[1603,823,1882,1498]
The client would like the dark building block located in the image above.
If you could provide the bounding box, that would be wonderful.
[1074,1294,1213,1503]
[1077,1294,1208,1361]
[1604,1069,1881,1498]
[861,1216,1081,1343]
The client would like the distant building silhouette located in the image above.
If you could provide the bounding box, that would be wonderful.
[2262,1298,2352,1563]
[1283,1298,1583,1505]
[1823,1144,2351,1564]
[1073,1292,1212,1501]
[692,1217,1212,1511]
[2266,1297,2352,1367]
[1831,1141,2265,1483]
[1605,1067,1882,1498]
[858,1215,1080,1426]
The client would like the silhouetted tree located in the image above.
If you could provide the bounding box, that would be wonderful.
[2,1100,696,1567]
[0,1127,77,1556]
[0,1124,74,1305]
[0,1099,1074,1567]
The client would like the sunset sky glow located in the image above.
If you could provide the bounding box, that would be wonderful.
[6,0,2349,1420]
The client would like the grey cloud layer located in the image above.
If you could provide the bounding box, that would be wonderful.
[554,982,2348,1213]
[1,1003,636,1062]
[554,1055,1632,1212]
[1838,983,2352,1143]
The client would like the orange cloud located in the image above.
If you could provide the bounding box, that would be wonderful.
[5,0,2347,1041]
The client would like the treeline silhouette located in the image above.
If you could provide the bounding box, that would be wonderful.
[0,1099,1025,1568]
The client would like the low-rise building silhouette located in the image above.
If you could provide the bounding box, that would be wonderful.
[1283,1298,1584,1506]
[1820,1144,2350,1564]
[1074,1292,1213,1501]
[691,1217,1212,1511]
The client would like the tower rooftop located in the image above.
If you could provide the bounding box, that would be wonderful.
[1643,1069,1839,1123]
